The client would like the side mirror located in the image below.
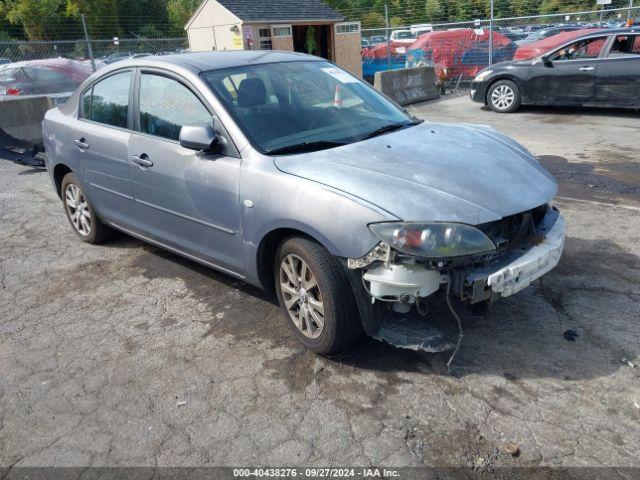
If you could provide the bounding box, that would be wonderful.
[541,55,553,67]
[179,124,219,152]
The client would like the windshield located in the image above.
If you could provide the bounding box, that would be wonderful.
[395,31,417,40]
[202,61,415,154]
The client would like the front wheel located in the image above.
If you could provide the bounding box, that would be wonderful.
[274,237,362,355]
[487,80,521,113]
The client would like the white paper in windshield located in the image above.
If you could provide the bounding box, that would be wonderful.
[321,67,358,84]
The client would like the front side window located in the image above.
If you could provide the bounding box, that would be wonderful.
[83,71,131,128]
[138,73,212,141]
[203,61,415,154]
[609,35,640,56]
[550,37,606,61]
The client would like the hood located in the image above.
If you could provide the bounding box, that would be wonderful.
[273,122,557,225]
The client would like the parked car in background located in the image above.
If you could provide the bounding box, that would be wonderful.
[369,35,387,45]
[471,28,640,112]
[44,51,564,354]
[390,29,418,43]
[516,25,585,45]
[361,38,370,48]
[514,28,604,60]
[0,58,93,97]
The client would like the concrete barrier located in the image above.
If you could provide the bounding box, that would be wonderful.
[0,96,55,144]
[373,66,440,106]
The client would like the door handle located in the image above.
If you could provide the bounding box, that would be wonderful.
[131,154,153,168]
[73,139,89,150]
[579,66,595,72]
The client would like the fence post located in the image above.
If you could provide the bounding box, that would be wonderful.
[628,0,633,21]
[488,0,494,67]
[81,14,96,72]
[384,3,391,70]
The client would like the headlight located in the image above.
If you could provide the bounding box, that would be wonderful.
[474,70,493,82]
[369,222,496,258]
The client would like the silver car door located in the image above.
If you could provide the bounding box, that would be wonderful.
[127,69,244,275]
[73,69,138,228]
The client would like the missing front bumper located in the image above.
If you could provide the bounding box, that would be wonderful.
[455,207,565,303]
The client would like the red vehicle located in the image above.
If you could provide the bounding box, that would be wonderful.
[514,28,603,60]
[0,58,93,97]
[407,29,515,79]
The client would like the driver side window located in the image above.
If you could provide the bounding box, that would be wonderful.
[550,37,606,62]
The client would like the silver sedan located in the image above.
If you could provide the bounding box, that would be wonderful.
[43,51,564,355]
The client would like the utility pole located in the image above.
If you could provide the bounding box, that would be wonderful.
[384,3,391,70]
[628,0,633,22]
[488,0,494,67]
[81,14,96,72]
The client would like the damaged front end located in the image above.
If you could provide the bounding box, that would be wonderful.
[345,205,566,354]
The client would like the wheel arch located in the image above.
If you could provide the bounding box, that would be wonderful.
[53,163,73,199]
[255,225,339,293]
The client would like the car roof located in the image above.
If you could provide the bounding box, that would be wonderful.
[112,50,319,74]
[573,26,640,40]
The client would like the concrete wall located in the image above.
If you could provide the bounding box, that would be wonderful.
[373,67,440,106]
[0,96,54,144]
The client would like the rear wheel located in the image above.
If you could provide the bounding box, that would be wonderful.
[487,80,521,113]
[274,237,362,355]
[61,172,113,244]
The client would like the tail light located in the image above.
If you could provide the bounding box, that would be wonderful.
[7,88,20,96]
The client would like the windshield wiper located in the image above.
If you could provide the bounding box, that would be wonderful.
[266,140,348,156]
[360,119,423,141]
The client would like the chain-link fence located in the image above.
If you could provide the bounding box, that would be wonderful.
[0,3,639,97]
[360,3,639,89]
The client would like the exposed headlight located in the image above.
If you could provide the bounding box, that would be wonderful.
[474,70,493,82]
[368,222,496,258]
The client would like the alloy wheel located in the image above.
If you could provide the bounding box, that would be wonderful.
[65,183,91,236]
[279,253,325,339]
[491,85,515,110]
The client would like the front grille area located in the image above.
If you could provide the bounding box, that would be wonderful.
[478,204,548,257]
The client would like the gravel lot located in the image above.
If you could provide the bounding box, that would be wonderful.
[1,96,639,470]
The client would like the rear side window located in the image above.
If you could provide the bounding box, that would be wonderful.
[82,71,131,128]
[609,35,640,56]
[138,73,211,141]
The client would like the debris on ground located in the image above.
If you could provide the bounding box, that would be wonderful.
[0,128,46,169]
[176,401,187,407]
[633,402,640,410]
[563,329,579,342]
[504,443,520,457]
[621,358,636,368]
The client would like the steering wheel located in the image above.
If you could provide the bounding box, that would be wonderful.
[308,106,341,130]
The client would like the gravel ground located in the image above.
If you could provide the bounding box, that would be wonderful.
[1,97,639,470]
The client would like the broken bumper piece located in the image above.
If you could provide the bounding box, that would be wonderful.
[488,213,565,297]
[465,208,566,300]
[373,313,456,353]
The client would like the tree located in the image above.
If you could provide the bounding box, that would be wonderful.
[65,0,120,36]
[167,0,200,32]
[3,0,67,40]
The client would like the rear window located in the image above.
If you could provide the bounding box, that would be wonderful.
[81,71,131,129]
[609,35,640,55]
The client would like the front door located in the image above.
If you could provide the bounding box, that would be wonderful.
[594,34,640,107]
[527,36,607,106]
[128,71,243,275]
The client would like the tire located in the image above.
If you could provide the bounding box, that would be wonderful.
[274,236,362,355]
[61,172,113,244]
[487,79,521,113]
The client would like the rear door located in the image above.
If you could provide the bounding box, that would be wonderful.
[527,36,607,106]
[594,33,640,107]
[127,69,244,274]
[73,69,137,228]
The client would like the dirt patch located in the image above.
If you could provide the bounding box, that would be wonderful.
[538,155,640,204]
